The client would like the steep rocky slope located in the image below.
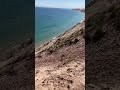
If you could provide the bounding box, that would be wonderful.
[86,0,120,89]
[0,38,35,90]
[35,22,85,90]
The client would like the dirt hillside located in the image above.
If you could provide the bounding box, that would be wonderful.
[35,22,85,90]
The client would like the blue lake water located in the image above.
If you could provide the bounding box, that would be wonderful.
[35,7,85,47]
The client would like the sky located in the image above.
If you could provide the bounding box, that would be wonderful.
[35,0,85,9]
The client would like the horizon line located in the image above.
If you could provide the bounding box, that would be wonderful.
[35,6,85,9]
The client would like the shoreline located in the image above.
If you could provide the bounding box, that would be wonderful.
[35,21,84,50]
[35,21,85,53]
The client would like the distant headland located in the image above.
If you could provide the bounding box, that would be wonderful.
[72,8,85,12]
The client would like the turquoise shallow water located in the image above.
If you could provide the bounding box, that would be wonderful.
[35,7,85,47]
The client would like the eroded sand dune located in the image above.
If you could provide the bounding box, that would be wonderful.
[35,22,85,90]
